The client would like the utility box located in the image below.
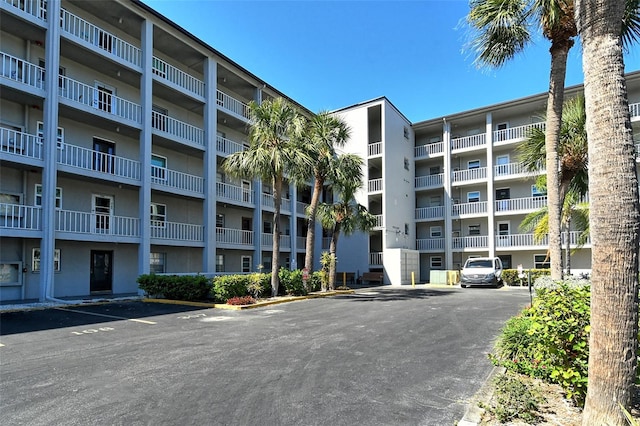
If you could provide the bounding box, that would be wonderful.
[429,270,460,285]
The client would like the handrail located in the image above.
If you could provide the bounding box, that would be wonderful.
[0,126,43,160]
[0,51,45,90]
[57,142,141,180]
[152,56,205,98]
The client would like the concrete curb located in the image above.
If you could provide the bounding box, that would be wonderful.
[458,365,505,426]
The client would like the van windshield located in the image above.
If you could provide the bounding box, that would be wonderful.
[465,260,493,268]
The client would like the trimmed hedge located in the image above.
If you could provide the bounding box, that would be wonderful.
[137,274,211,301]
[211,274,251,303]
[502,269,551,286]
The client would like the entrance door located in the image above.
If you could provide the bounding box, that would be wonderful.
[95,83,114,113]
[497,222,511,247]
[92,194,114,234]
[241,217,252,245]
[93,138,115,173]
[495,187,511,211]
[90,250,113,293]
[496,155,510,176]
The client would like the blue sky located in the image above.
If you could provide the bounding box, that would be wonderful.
[142,0,640,123]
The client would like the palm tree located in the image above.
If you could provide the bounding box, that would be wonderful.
[575,1,640,423]
[303,112,351,275]
[316,154,376,291]
[223,97,312,297]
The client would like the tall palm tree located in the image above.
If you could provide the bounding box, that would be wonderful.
[223,97,312,297]
[316,154,376,291]
[576,0,640,423]
[303,112,351,275]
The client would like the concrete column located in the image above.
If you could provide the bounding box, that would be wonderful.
[202,57,217,271]
[40,0,61,300]
[485,113,495,258]
[442,119,454,270]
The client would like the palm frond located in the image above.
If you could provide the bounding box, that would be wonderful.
[622,0,640,50]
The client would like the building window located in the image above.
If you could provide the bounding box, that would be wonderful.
[242,256,252,273]
[429,166,440,175]
[263,221,272,234]
[404,223,409,235]
[430,256,443,269]
[468,160,481,170]
[404,157,410,171]
[430,226,442,238]
[468,224,481,236]
[532,185,547,197]
[150,203,166,227]
[467,191,480,203]
[216,254,224,272]
[151,154,167,182]
[32,248,60,272]
[534,254,551,269]
[150,252,166,274]
[216,214,225,228]
[35,184,62,208]
[36,121,64,149]
[404,126,409,139]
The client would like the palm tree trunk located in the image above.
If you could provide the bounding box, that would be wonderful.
[576,1,640,423]
[545,41,572,280]
[271,174,283,297]
[328,224,340,291]
[304,175,324,274]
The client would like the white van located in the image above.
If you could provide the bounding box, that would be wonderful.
[460,257,504,288]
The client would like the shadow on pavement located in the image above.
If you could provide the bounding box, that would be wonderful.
[336,287,458,302]
[0,301,206,336]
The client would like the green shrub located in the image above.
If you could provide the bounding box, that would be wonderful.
[246,273,270,299]
[279,269,307,296]
[212,274,250,303]
[308,271,323,292]
[137,274,211,301]
[486,373,544,423]
[502,268,551,286]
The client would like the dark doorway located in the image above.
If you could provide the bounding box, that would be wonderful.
[93,138,115,173]
[90,250,113,293]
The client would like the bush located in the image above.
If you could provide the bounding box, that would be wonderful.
[211,274,250,303]
[226,295,256,305]
[279,269,307,296]
[246,273,270,299]
[137,274,211,301]
[502,268,551,286]
[485,373,544,423]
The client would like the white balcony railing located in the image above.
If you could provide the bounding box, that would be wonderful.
[296,201,309,216]
[216,227,253,246]
[152,56,205,98]
[296,236,306,249]
[151,166,203,194]
[57,142,141,181]
[0,127,43,160]
[493,122,545,143]
[368,141,382,156]
[373,214,383,228]
[415,205,444,220]
[369,252,383,265]
[216,90,251,120]
[55,209,140,237]
[451,133,485,151]
[58,76,142,123]
[261,233,291,249]
[452,235,488,249]
[0,51,45,90]
[0,203,42,230]
[415,174,443,189]
[261,193,291,212]
[216,135,245,156]
[495,196,547,213]
[151,111,204,146]
[452,167,487,183]
[415,141,444,158]
[151,221,203,242]
[494,161,536,177]
[60,8,142,67]
[3,0,46,20]
[368,178,383,192]
[216,182,253,205]
[416,238,444,251]
[452,201,487,216]
[496,233,547,247]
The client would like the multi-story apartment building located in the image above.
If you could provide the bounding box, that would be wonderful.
[1,0,639,301]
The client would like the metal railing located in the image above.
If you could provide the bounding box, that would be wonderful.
[152,56,205,98]
[373,214,383,228]
[415,141,444,158]
[151,111,204,146]
[59,75,142,123]
[0,203,42,230]
[368,178,383,192]
[261,233,291,249]
[261,193,291,212]
[415,205,444,220]
[296,201,309,216]
[494,161,536,177]
[416,238,444,251]
[296,236,306,249]
[55,209,140,237]
[368,141,382,156]
[0,127,43,160]
[216,135,245,156]
[60,8,142,67]
[452,167,487,183]
[216,182,254,205]
[451,133,485,151]
[151,221,204,242]
[452,235,488,249]
[452,201,487,216]
[493,122,545,143]
[3,0,46,20]
[216,227,253,246]
[0,51,45,90]
[415,173,443,189]
[369,252,383,265]
[57,142,141,180]
[151,166,203,194]
[495,196,547,212]
[216,90,251,120]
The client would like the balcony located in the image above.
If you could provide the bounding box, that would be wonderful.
[452,167,487,184]
[0,52,45,91]
[55,209,139,239]
[452,235,488,250]
[452,201,487,217]
[369,252,383,265]
[261,193,291,213]
[296,201,309,216]
[60,8,142,68]
[152,56,205,99]
[151,166,204,196]
[495,161,542,179]
[415,141,444,159]
[630,102,639,120]
[415,173,443,190]
[0,203,42,232]
[495,232,590,249]
[58,76,142,125]
[57,142,141,182]
[368,141,382,157]
[216,182,254,206]
[416,238,444,251]
[261,233,291,250]
[493,122,545,144]
[368,178,383,193]
[216,135,245,157]
[296,236,306,250]
[150,221,204,243]
[373,214,383,229]
[0,126,43,162]
[151,111,204,146]
[415,205,444,221]
[495,196,547,214]
[216,90,250,120]
[2,0,46,20]
[451,134,485,151]
[216,227,254,248]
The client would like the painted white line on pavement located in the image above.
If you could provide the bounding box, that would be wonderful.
[54,307,157,324]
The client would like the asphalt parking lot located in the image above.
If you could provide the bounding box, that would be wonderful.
[0,285,530,425]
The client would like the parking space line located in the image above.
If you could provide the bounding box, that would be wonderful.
[55,307,157,325]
